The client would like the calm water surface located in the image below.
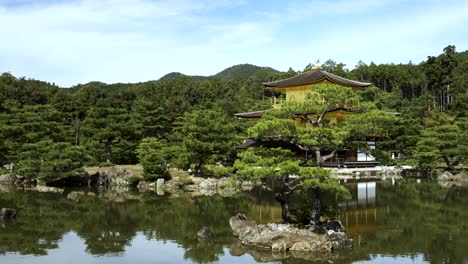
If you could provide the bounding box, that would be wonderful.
[0,180,466,264]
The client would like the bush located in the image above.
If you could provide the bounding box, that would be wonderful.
[137,138,168,180]
[127,176,142,187]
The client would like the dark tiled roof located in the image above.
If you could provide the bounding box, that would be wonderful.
[234,110,265,119]
[263,70,371,88]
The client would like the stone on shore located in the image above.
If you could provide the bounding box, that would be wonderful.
[0,174,17,184]
[229,213,352,253]
[137,181,155,192]
[156,178,165,189]
[197,226,213,238]
[0,208,16,219]
[437,171,468,182]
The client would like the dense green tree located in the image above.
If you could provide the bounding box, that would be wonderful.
[176,107,239,174]
[321,59,348,77]
[0,46,467,178]
[82,107,141,164]
[414,120,466,170]
[136,138,169,180]
[14,140,89,179]
[233,147,350,223]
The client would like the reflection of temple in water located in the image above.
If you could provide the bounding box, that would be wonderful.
[243,182,393,232]
[338,181,390,235]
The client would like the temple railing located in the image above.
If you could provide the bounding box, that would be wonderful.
[271,96,285,108]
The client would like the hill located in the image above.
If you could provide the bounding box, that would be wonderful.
[158,64,281,82]
[213,64,280,81]
[158,72,207,82]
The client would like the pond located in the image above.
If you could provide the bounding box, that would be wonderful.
[0,180,467,264]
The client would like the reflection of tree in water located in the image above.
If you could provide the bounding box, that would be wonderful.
[346,181,468,264]
[142,194,251,263]
[0,190,252,262]
[0,191,70,255]
[2,182,465,263]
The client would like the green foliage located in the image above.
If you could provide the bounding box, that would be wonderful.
[14,141,90,179]
[233,147,301,180]
[213,64,280,81]
[414,122,466,169]
[247,118,296,140]
[82,106,141,164]
[177,107,238,173]
[1,46,467,178]
[137,138,168,180]
[232,147,350,223]
[127,176,142,186]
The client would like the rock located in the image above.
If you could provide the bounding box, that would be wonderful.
[324,220,346,233]
[229,214,352,253]
[437,171,454,181]
[137,181,155,192]
[183,184,200,192]
[218,186,237,197]
[35,186,63,193]
[112,177,129,186]
[0,184,16,193]
[241,180,255,191]
[310,220,346,234]
[156,178,165,190]
[453,172,468,182]
[229,213,258,237]
[190,176,205,185]
[103,192,127,203]
[0,174,17,184]
[272,242,288,252]
[197,226,213,238]
[164,181,180,193]
[0,208,16,219]
[22,178,36,188]
[437,171,468,182]
[91,166,134,188]
[67,191,82,202]
[199,179,217,195]
[111,184,130,193]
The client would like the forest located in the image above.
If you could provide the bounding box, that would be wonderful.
[0,45,466,182]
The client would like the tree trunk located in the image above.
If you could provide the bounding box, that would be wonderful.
[311,188,322,224]
[443,156,454,170]
[105,140,114,163]
[315,147,322,166]
[194,161,204,175]
[275,192,291,223]
[314,147,336,166]
[72,115,81,146]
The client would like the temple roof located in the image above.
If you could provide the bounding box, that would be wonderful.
[263,70,371,88]
[234,110,265,119]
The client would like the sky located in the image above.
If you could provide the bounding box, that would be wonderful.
[1,0,468,87]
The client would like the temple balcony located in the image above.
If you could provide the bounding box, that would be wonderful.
[271,96,285,109]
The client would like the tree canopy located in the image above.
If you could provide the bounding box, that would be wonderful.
[0,45,466,180]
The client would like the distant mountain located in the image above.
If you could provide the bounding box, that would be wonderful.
[158,72,208,82]
[158,64,281,82]
[213,64,281,81]
[158,72,185,81]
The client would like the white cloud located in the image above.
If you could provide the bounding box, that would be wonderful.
[0,0,467,86]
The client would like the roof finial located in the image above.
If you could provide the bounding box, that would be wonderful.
[312,59,322,70]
